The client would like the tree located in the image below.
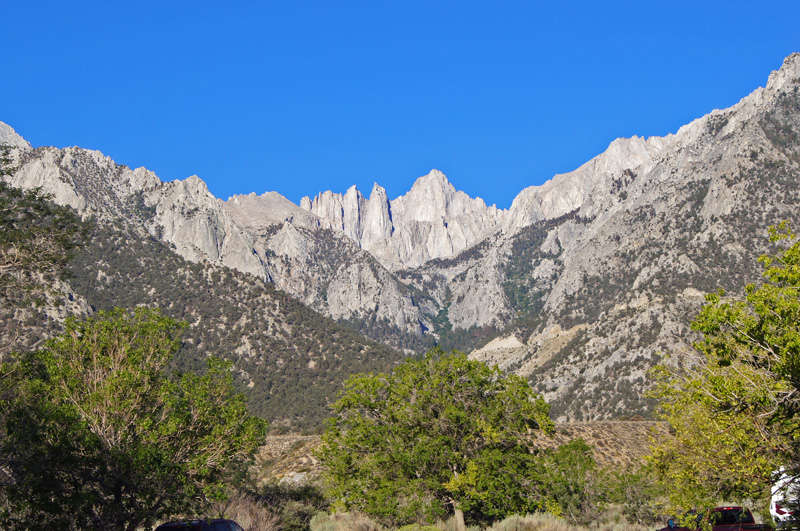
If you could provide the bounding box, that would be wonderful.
[651,222,800,513]
[0,142,12,177]
[0,149,88,352]
[0,181,87,301]
[541,438,599,524]
[0,308,268,531]
[316,348,556,527]
[650,358,789,512]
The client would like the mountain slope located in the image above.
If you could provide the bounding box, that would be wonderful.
[0,140,406,428]
[3,53,800,422]
[66,221,403,428]
[464,53,800,419]
[221,193,438,348]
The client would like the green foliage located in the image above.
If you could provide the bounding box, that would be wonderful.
[541,439,599,524]
[650,358,787,509]
[0,308,268,531]
[651,221,800,511]
[0,181,87,302]
[436,322,500,354]
[502,212,578,319]
[0,177,88,352]
[339,310,437,354]
[0,143,12,177]
[603,465,667,526]
[317,348,556,526]
[249,483,327,531]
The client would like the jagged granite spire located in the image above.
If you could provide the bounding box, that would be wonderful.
[300,169,506,269]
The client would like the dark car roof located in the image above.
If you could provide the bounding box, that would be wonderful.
[155,518,243,530]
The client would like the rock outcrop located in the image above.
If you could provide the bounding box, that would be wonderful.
[4,141,266,278]
[503,135,671,235]
[225,191,321,231]
[151,176,266,278]
[301,169,506,269]
[0,122,32,150]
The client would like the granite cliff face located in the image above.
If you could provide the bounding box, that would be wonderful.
[3,53,800,421]
[502,135,671,235]
[221,192,436,344]
[0,121,31,150]
[457,53,800,418]
[300,169,506,269]
[4,144,266,277]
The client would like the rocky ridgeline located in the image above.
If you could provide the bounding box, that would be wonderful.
[2,138,266,279]
[299,169,506,270]
[3,53,800,419]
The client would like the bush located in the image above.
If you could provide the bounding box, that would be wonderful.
[542,439,599,524]
[0,308,267,531]
[604,467,666,526]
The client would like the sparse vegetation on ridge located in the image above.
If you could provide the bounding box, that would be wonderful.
[0,145,90,354]
[66,221,406,428]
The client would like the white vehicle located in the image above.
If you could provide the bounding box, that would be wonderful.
[772,469,799,528]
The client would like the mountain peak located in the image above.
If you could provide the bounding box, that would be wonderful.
[781,52,800,71]
[370,182,388,200]
[427,168,446,180]
[412,169,450,188]
[0,121,32,151]
[766,52,800,95]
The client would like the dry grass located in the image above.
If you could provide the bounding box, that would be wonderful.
[484,510,652,531]
[487,513,576,531]
[305,509,652,531]
[529,421,669,468]
[206,490,283,531]
[258,421,670,483]
[256,434,322,485]
[310,511,387,531]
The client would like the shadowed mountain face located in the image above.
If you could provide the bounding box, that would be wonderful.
[2,53,800,422]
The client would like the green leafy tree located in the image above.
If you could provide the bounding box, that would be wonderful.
[317,348,555,527]
[541,438,599,524]
[0,142,12,177]
[0,308,268,531]
[650,358,789,511]
[651,221,800,513]
[604,464,668,526]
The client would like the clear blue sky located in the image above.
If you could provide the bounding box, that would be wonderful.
[2,1,799,209]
